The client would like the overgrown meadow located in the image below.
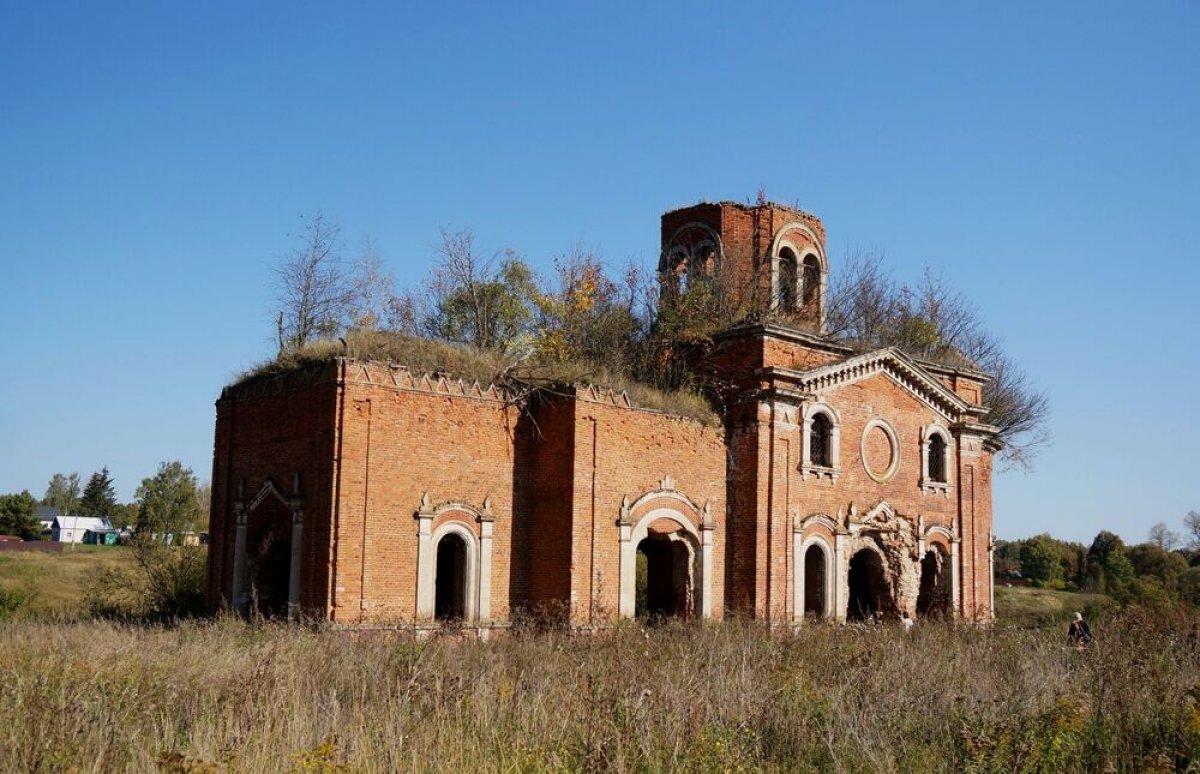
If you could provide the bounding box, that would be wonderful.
[2,604,1199,772]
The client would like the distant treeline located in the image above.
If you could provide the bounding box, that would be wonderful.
[996,521,1200,606]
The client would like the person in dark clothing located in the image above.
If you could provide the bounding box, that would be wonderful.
[1067,611,1092,649]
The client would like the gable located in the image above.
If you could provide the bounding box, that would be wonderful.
[789,348,970,422]
[822,369,950,424]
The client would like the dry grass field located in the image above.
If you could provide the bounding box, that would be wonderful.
[1,551,1197,772]
[0,545,129,619]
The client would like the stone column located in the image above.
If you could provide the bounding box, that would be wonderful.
[988,532,995,618]
[950,537,961,617]
[792,519,804,623]
[699,517,715,620]
[231,505,248,613]
[287,507,303,621]
[477,503,494,622]
[833,530,847,622]
[415,494,435,620]
[617,497,634,618]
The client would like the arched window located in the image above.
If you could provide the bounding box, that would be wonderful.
[801,404,840,480]
[777,248,798,310]
[921,425,952,494]
[810,413,831,467]
[928,434,947,484]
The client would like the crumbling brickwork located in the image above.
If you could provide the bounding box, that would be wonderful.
[208,201,1000,627]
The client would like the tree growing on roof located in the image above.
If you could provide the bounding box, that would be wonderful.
[824,252,1050,469]
[423,227,540,353]
[273,212,356,353]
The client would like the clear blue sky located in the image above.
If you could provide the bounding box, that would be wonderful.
[1,2,1196,544]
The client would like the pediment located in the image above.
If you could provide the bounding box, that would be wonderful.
[790,348,970,421]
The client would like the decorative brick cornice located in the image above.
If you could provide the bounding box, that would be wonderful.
[344,361,509,402]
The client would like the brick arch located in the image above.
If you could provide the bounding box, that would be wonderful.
[659,222,725,274]
[769,221,827,272]
[430,503,485,537]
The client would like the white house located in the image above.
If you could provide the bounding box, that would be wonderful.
[51,514,113,544]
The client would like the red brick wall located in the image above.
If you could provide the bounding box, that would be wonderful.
[526,396,577,612]
[330,363,519,623]
[210,344,995,624]
[957,435,994,617]
[568,398,727,621]
[208,365,339,614]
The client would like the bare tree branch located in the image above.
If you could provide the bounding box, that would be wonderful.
[273,212,354,352]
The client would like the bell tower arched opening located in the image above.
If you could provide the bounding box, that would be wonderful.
[777,248,799,311]
[801,253,822,323]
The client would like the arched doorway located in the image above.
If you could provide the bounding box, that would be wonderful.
[847,548,892,621]
[803,543,828,617]
[635,534,693,620]
[435,533,468,621]
[917,546,952,619]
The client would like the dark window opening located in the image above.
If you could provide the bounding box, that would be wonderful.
[801,255,821,310]
[697,246,716,280]
[803,544,827,617]
[435,533,468,621]
[928,434,947,483]
[777,248,798,310]
[847,548,893,621]
[810,413,832,468]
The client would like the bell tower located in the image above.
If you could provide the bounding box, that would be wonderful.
[659,200,828,333]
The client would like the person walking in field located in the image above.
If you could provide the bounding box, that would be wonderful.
[1067,612,1092,649]
[901,610,914,632]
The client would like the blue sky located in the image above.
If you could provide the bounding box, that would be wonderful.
[1,2,1196,544]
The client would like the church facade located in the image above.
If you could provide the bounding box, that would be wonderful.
[205,201,999,627]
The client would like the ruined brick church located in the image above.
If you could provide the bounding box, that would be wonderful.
[206,201,999,627]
